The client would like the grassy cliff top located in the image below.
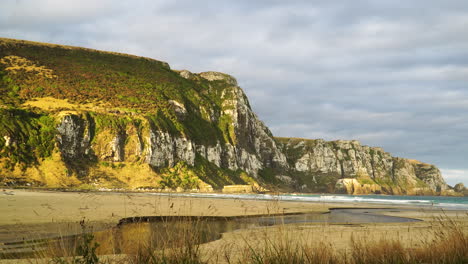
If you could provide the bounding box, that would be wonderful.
[0,38,242,145]
[0,38,238,112]
[275,137,364,149]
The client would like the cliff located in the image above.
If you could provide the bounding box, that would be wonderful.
[274,138,448,195]
[0,38,452,194]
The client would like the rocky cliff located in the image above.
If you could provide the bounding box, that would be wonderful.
[0,38,452,194]
[47,71,288,189]
[274,138,448,195]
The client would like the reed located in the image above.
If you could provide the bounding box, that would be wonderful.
[238,213,467,264]
[123,217,205,264]
[21,210,468,264]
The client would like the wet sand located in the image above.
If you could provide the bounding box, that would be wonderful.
[0,189,467,263]
[197,208,468,263]
[0,189,335,241]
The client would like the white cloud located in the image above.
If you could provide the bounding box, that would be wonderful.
[440,169,468,186]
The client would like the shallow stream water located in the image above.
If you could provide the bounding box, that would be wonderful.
[0,208,420,258]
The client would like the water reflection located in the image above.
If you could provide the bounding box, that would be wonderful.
[0,208,420,258]
[92,208,419,255]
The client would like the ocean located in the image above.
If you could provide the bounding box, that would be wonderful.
[150,193,468,210]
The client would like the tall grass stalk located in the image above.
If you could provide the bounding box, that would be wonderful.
[115,216,207,264]
[240,215,467,264]
[26,214,468,264]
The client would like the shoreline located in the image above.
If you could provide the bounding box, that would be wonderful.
[3,187,466,205]
[4,185,465,195]
[1,189,466,238]
[0,189,330,242]
[1,188,466,223]
[0,189,467,263]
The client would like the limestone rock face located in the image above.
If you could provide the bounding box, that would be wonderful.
[280,139,393,179]
[454,183,466,192]
[56,114,93,161]
[453,183,468,196]
[392,158,419,187]
[198,72,288,176]
[178,70,195,80]
[51,78,449,194]
[0,39,450,193]
[412,161,447,191]
[199,71,238,86]
[335,178,382,195]
[50,71,288,186]
[277,138,448,194]
[111,132,126,162]
[46,72,450,194]
[10,70,449,194]
[146,131,196,168]
[227,85,288,172]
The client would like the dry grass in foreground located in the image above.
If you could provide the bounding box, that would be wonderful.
[23,214,467,264]
[232,216,467,264]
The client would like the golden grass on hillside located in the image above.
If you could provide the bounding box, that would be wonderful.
[0,55,57,79]
[22,97,141,116]
[22,97,91,111]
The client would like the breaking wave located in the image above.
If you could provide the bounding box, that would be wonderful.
[149,192,468,210]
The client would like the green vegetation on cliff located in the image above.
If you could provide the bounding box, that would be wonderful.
[0,38,234,147]
[0,38,265,190]
[0,38,452,194]
[0,108,56,169]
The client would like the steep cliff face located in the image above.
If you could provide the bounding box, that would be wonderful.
[0,70,286,190]
[275,138,448,194]
[178,71,288,175]
[0,38,451,194]
[49,72,287,185]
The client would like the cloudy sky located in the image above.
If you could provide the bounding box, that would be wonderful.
[1,0,467,185]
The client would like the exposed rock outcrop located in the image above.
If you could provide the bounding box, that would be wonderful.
[454,183,468,196]
[276,138,448,194]
[56,114,93,161]
[2,73,449,194]
[43,71,289,189]
[0,38,450,194]
[335,178,382,195]
[454,183,466,192]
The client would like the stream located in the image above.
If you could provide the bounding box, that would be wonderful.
[0,208,421,259]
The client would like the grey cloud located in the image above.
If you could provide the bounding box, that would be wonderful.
[1,0,467,185]
[1,0,121,27]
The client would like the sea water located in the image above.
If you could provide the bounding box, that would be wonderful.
[150,193,468,210]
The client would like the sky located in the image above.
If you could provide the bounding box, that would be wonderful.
[1,0,467,185]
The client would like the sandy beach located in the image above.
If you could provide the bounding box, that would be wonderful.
[0,189,334,242]
[1,189,437,235]
[0,189,467,263]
